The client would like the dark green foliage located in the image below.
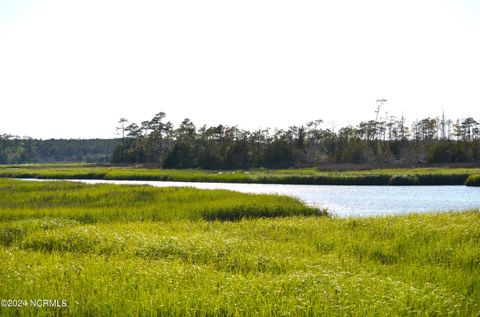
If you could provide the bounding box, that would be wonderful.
[163,143,197,168]
[2,114,480,168]
[428,141,473,163]
[108,113,480,169]
[265,140,294,168]
[0,135,118,164]
[0,134,36,163]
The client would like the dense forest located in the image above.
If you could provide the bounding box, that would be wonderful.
[0,136,117,164]
[110,112,480,169]
[1,112,479,168]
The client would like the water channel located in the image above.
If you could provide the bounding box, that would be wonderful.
[33,179,480,217]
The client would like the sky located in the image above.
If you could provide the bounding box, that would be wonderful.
[1,0,479,139]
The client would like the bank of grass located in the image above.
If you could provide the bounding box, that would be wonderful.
[0,179,323,223]
[466,174,480,187]
[0,180,479,316]
[1,164,480,185]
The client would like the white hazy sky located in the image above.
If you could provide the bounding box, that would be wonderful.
[1,0,480,139]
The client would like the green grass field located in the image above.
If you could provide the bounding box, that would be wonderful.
[0,179,479,316]
[1,164,480,185]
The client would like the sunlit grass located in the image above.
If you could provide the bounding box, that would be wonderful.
[0,179,479,316]
[1,210,479,315]
[0,179,323,222]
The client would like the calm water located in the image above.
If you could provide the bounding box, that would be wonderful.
[35,179,480,217]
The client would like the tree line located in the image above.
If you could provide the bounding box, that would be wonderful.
[0,135,116,164]
[1,113,479,167]
[111,112,480,168]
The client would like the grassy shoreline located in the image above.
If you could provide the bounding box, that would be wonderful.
[1,164,480,185]
[0,180,478,316]
[0,179,325,223]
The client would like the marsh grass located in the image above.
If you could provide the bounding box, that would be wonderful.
[0,179,479,316]
[0,179,324,222]
[1,211,479,316]
[466,174,480,186]
[1,164,479,185]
